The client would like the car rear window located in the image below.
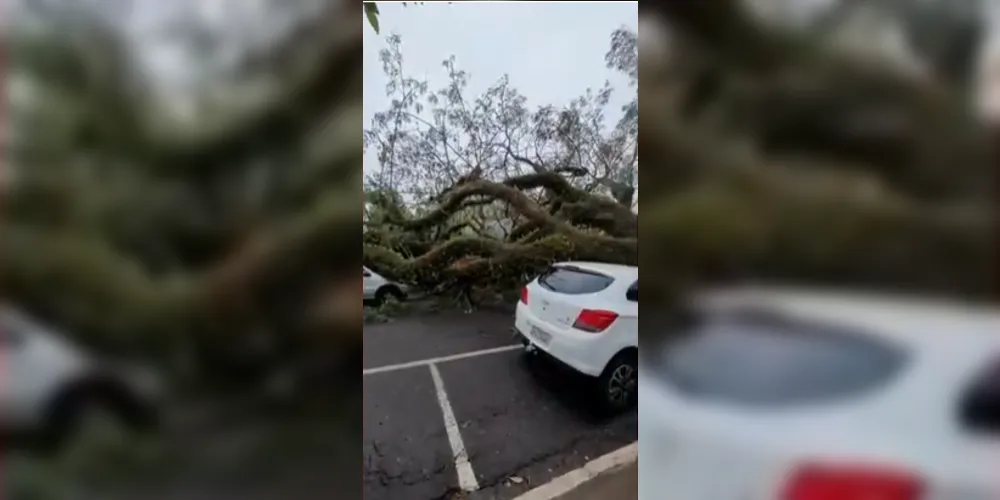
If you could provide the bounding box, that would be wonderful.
[653,314,907,406]
[537,266,615,295]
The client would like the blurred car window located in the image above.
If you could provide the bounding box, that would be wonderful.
[655,317,907,406]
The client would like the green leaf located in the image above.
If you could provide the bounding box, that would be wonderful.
[364,3,380,34]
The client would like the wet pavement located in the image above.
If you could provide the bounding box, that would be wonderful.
[363,311,637,500]
[553,463,637,500]
[37,310,633,500]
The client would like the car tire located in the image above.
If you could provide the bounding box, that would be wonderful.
[373,285,405,306]
[37,380,156,453]
[595,350,638,415]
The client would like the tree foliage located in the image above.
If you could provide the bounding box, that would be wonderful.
[362,29,638,305]
[4,0,364,389]
[364,3,380,34]
[636,0,996,304]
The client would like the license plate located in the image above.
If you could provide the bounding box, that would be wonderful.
[530,325,552,345]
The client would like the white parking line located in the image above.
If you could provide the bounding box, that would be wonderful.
[512,441,638,500]
[429,363,480,492]
[363,344,521,376]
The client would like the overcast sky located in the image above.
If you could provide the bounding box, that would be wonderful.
[362,1,638,175]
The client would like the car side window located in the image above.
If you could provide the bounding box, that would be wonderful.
[653,316,907,406]
[363,268,371,277]
[960,359,1000,434]
[626,281,638,302]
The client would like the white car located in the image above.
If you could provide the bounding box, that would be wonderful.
[1,306,162,450]
[514,261,638,413]
[363,266,407,305]
[640,286,1000,500]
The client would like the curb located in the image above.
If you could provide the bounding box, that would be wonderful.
[511,441,638,500]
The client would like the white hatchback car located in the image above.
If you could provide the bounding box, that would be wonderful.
[514,261,638,413]
[640,286,1000,500]
[363,266,407,305]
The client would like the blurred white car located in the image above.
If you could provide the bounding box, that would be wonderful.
[363,266,407,305]
[0,306,163,450]
[640,286,1000,500]
[514,261,638,413]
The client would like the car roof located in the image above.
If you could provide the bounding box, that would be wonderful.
[694,285,1000,350]
[554,261,638,280]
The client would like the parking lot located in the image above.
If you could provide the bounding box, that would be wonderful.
[363,311,637,500]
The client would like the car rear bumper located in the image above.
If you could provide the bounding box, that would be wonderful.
[514,302,610,377]
[511,329,588,374]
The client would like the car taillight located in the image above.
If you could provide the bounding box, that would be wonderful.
[572,309,618,333]
[781,463,923,500]
[520,287,528,304]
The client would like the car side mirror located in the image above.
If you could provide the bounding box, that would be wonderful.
[363,271,371,277]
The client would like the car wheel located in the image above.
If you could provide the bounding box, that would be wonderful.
[373,285,405,306]
[596,350,638,414]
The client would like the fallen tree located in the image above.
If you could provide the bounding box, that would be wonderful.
[633,0,996,303]
[361,29,639,305]
[365,170,637,304]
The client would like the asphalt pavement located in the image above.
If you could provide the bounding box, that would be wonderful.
[553,462,637,500]
[363,311,637,500]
